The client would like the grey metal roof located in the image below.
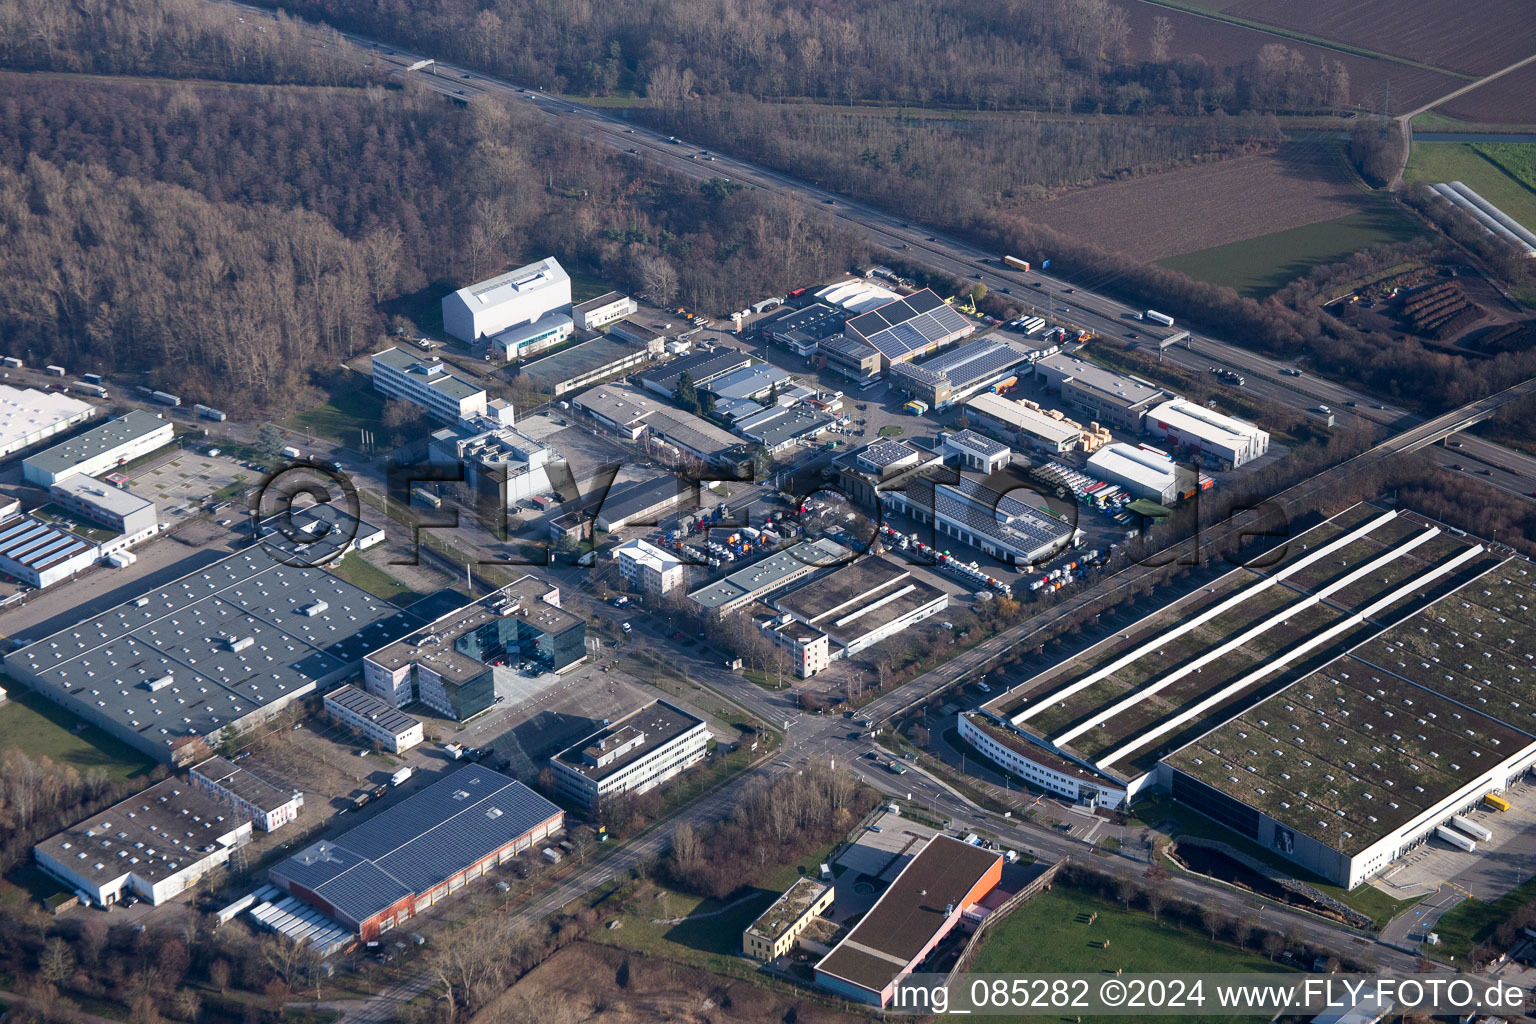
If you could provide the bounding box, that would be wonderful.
[23,409,170,476]
[733,404,834,448]
[272,765,561,923]
[373,348,485,403]
[520,337,645,384]
[636,349,751,393]
[50,474,156,517]
[6,543,421,757]
[945,429,1009,458]
[597,475,688,527]
[573,290,629,313]
[324,685,422,736]
[192,756,296,813]
[553,699,706,782]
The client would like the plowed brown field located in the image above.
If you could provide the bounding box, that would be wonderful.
[1436,62,1536,124]
[1025,142,1364,262]
[1116,2,1465,113]
[1223,0,1536,77]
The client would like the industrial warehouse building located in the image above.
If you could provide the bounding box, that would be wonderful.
[743,878,834,960]
[548,699,710,809]
[23,409,173,487]
[1086,443,1182,505]
[769,556,947,664]
[518,336,651,397]
[572,291,637,330]
[688,538,849,616]
[4,543,421,763]
[324,685,425,753]
[442,257,572,344]
[762,303,847,355]
[35,778,252,907]
[615,537,685,594]
[0,514,104,588]
[815,836,1002,1006]
[964,392,1094,454]
[371,349,488,424]
[363,577,585,720]
[1144,398,1269,469]
[0,385,96,461]
[49,475,158,537]
[814,279,901,314]
[1033,355,1167,432]
[593,474,691,532]
[732,403,834,453]
[844,289,974,369]
[882,474,1075,567]
[977,504,1536,888]
[190,756,304,832]
[271,765,563,939]
[574,383,743,463]
[428,423,560,504]
[889,337,1033,409]
[636,348,752,399]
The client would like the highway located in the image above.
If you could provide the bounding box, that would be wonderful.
[210,0,1536,503]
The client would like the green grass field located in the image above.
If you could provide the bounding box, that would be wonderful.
[970,888,1291,1023]
[1158,201,1422,297]
[0,686,154,783]
[1413,109,1536,134]
[1403,141,1536,233]
[327,552,426,606]
[286,380,387,448]
[1426,874,1536,961]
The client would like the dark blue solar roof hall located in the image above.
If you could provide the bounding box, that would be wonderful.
[270,765,563,938]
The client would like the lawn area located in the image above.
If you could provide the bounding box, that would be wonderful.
[0,686,155,783]
[1159,200,1422,297]
[591,841,838,976]
[1428,873,1536,962]
[327,552,426,606]
[1412,109,1536,134]
[878,425,904,437]
[286,380,387,448]
[1403,141,1536,232]
[971,887,1291,1023]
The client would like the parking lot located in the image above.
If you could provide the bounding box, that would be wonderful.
[125,449,253,518]
[1376,775,1536,903]
[832,809,939,885]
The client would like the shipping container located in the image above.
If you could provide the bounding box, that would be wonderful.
[1451,815,1493,842]
[1,357,22,368]
[1144,310,1175,327]
[82,373,103,385]
[1435,825,1476,853]
[1003,256,1030,272]
[70,382,108,398]
[45,365,66,376]
[150,390,182,406]
[1485,793,1511,812]
[390,767,414,787]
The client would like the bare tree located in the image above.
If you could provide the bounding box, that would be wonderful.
[1149,16,1173,61]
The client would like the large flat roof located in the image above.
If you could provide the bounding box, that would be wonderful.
[891,338,1030,390]
[0,515,96,571]
[6,545,421,757]
[689,539,848,610]
[521,336,644,383]
[373,348,485,403]
[192,756,297,813]
[453,257,568,309]
[23,409,170,476]
[324,684,422,737]
[272,765,561,925]
[1000,505,1499,779]
[846,289,973,360]
[0,385,94,450]
[552,699,706,782]
[1037,355,1164,410]
[817,835,1000,994]
[965,393,1079,444]
[51,475,156,517]
[1147,398,1268,449]
[36,778,245,887]
[573,290,629,313]
[1087,444,1179,491]
[636,349,751,393]
[773,556,946,647]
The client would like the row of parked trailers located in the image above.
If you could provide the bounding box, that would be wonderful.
[1032,462,1130,511]
[1434,806,1502,853]
[878,523,1014,598]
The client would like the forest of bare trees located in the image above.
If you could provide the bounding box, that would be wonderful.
[0,76,862,410]
[666,768,877,900]
[0,0,372,85]
[244,0,1352,116]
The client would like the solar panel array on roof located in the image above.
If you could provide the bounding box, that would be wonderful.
[0,516,91,569]
[272,765,561,927]
[858,439,919,469]
[846,289,973,360]
[946,429,1009,458]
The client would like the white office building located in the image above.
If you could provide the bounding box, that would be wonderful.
[34,779,252,907]
[0,385,96,460]
[573,291,638,330]
[442,257,572,343]
[323,685,424,753]
[22,410,173,487]
[548,700,710,809]
[489,313,574,362]
[1144,399,1269,469]
[189,756,304,832]
[615,538,685,595]
[371,348,488,424]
